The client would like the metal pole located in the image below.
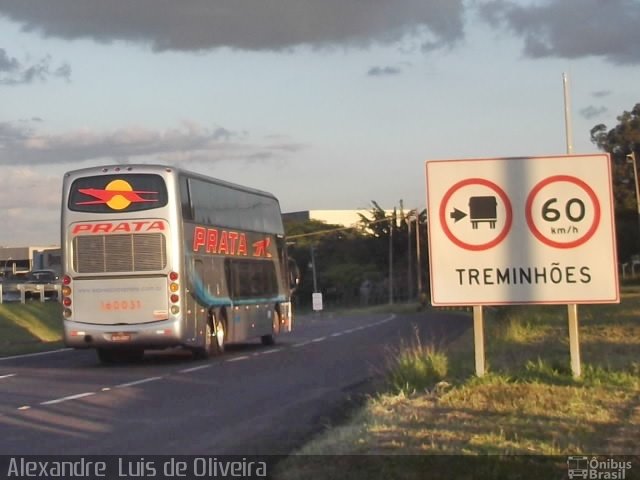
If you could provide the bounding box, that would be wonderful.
[473,305,485,377]
[628,151,640,239]
[388,215,394,305]
[563,73,574,155]
[407,214,413,301]
[563,72,581,378]
[415,212,422,297]
[310,244,318,293]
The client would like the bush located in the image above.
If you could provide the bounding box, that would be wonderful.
[387,329,448,394]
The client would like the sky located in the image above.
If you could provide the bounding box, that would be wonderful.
[0,0,639,246]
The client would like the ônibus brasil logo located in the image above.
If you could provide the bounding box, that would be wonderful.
[77,179,158,211]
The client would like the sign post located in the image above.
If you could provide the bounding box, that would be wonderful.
[426,154,619,377]
[473,305,485,377]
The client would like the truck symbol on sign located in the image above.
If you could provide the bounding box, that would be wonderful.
[469,196,497,229]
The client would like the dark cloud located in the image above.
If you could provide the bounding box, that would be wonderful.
[592,90,611,98]
[580,105,608,120]
[367,66,402,77]
[0,47,71,85]
[0,0,465,52]
[478,0,640,65]
[0,121,305,165]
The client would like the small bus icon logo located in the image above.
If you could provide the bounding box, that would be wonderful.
[567,456,589,479]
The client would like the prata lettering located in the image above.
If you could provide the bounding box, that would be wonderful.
[193,226,248,256]
[456,264,592,286]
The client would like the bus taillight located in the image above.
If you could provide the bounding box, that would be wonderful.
[168,272,180,314]
[61,276,72,318]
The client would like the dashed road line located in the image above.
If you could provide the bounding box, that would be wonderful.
[226,355,250,362]
[262,348,282,355]
[40,392,95,406]
[180,365,212,373]
[0,373,17,379]
[115,376,163,389]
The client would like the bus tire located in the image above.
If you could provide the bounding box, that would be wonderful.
[193,319,214,360]
[212,313,226,355]
[261,310,280,345]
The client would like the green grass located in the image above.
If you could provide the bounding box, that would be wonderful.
[275,292,640,480]
[0,302,64,356]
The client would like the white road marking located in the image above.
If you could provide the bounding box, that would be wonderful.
[115,376,163,389]
[18,406,30,411]
[180,365,211,373]
[0,373,17,379]
[226,355,250,362]
[311,336,327,343]
[330,332,343,337]
[40,392,95,406]
[0,348,72,362]
[262,348,282,355]
[293,341,312,348]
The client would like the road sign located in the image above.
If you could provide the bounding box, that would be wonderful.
[312,292,323,311]
[425,154,619,306]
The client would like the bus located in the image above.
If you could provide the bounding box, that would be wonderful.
[61,164,298,363]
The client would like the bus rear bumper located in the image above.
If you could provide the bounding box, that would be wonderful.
[64,318,183,349]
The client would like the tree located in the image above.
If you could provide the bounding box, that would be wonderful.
[591,103,640,212]
[591,103,640,261]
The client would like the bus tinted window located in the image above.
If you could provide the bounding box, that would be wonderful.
[189,178,283,234]
[68,174,168,213]
[226,259,278,300]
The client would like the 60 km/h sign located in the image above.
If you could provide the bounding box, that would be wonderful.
[425,154,619,306]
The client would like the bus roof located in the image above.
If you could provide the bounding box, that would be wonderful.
[63,164,280,202]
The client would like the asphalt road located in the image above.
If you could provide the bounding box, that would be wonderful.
[0,310,469,455]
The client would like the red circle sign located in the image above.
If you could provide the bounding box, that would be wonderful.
[525,175,600,249]
[439,178,513,251]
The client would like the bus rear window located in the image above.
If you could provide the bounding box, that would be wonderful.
[68,174,168,213]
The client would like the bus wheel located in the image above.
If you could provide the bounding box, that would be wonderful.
[193,320,213,360]
[261,310,280,345]
[212,314,226,355]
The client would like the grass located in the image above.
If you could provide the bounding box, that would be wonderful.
[275,291,640,480]
[0,301,64,356]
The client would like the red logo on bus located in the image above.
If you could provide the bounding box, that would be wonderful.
[77,179,158,211]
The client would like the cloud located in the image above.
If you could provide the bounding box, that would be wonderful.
[0,121,306,166]
[0,0,465,53]
[367,66,402,77]
[592,90,611,98]
[0,47,71,85]
[580,105,608,120]
[477,0,640,65]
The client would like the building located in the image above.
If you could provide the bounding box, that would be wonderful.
[0,246,62,276]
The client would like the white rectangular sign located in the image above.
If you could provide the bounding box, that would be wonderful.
[312,292,323,311]
[426,154,619,306]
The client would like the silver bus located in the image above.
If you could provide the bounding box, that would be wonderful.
[61,164,296,363]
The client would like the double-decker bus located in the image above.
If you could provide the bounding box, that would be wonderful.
[61,164,297,363]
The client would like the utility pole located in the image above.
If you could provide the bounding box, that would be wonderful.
[627,151,640,240]
[388,214,394,305]
[407,212,413,301]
